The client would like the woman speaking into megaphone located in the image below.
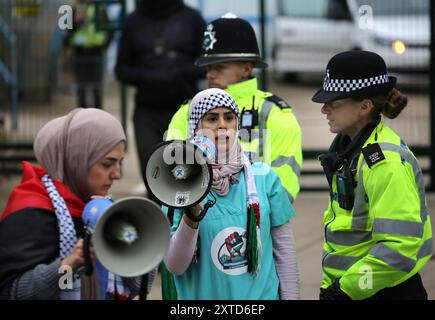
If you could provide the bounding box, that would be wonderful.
[162,88,300,300]
[0,108,154,300]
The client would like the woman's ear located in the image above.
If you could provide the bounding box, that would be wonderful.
[360,99,374,116]
[242,62,254,79]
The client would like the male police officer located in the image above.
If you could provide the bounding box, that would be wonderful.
[166,13,302,203]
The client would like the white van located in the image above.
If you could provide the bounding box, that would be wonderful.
[272,0,430,79]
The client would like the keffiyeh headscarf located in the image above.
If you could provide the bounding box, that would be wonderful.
[189,88,243,196]
[188,88,262,276]
[188,88,240,139]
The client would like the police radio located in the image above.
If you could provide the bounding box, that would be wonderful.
[241,108,258,130]
[336,159,356,210]
[241,96,258,130]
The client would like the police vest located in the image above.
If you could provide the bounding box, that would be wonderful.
[322,122,433,299]
[70,4,108,48]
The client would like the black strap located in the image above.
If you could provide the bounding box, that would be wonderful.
[139,273,149,300]
[183,197,216,222]
[167,207,175,226]
[82,230,93,276]
[265,94,291,109]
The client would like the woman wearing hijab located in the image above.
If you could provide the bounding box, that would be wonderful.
[0,108,150,300]
[163,88,300,300]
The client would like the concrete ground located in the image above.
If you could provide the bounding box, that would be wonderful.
[0,75,434,299]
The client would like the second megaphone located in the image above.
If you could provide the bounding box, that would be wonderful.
[82,196,170,277]
[145,136,216,209]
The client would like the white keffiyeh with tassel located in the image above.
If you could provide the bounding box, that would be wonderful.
[41,174,81,300]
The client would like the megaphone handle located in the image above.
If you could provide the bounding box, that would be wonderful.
[185,199,215,222]
[139,273,149,300]
[82,230,94,276]
[167,207,175,226]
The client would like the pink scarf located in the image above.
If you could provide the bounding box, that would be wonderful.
[211,141,244,196]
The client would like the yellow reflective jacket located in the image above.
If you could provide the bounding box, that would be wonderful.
[70,4,108,48]
[166,77,302,202]
[322,121,433,299]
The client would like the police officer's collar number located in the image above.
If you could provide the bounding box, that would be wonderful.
[362,143,385,168]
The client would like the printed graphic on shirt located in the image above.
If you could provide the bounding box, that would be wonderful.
[211,227,248,275]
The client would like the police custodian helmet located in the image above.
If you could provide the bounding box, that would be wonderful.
[195,13,268,69]
[312,50,397,103]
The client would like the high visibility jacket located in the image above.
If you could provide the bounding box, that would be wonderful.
[70,4,108,48]
[166,77,302,202]
[322,121,433,300]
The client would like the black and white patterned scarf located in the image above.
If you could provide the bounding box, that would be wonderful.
[41,174,80,299]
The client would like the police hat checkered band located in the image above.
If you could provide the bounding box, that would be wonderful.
[323,71,389,93]
[188,89,239,138]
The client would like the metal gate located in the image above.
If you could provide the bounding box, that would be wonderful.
[0,0,434,191]
[271,0,435,191]
[0,0,126,173]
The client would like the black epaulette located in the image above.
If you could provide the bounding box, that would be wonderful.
[265,95,291,109]
[362,143,385,168]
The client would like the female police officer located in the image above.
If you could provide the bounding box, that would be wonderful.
[312,50,432,300]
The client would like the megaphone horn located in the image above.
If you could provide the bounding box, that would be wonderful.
[82,197,170,277]
[145,136,216,210]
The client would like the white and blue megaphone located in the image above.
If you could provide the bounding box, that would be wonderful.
[145,136,217,221]
[81,196,170,277]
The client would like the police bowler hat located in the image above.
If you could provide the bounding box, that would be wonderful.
[195,13,268,69]
[312,50,396,103]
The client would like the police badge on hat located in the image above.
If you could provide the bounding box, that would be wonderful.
[195,15,268,68]
[325,69,330,85]
[203,24,217,52]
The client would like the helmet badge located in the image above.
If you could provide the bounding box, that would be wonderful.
[203,24,217,52]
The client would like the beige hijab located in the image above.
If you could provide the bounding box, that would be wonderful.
[34,108,126,300]
[33,108,126,201]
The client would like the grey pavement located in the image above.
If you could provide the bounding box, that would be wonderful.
[0,76,434,299]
